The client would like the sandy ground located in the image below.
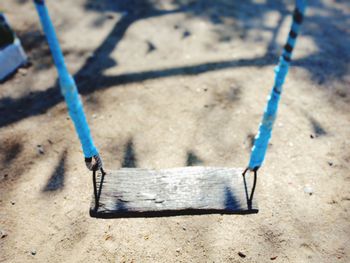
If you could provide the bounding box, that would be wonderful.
[1,0,350,262]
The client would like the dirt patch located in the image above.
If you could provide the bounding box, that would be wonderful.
[1,0,349,262]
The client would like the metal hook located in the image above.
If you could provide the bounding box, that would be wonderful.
[92,168,106,211]
[85,154,103,171]
[242,167,258,210]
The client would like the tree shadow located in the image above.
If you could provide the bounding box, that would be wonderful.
[0,135,39,186]
[309,117,327,137]
[16,28,52,72]
[224,186,241,210]
[294,1,350,85]
[0,55,275,127]
[42,150,67,192]
[1,0,349,129]
[186,151,203,166]
[1,140,23,166]
[122,139,137,168]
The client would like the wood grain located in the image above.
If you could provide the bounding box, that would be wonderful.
[90,166,258,218]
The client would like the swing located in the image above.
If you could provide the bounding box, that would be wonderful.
[33,0,306,218]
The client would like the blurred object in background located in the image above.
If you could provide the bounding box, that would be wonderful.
[0,13,27,81]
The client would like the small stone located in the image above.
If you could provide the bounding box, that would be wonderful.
[238,251,246,258]
[182,226,186,231]
[310,134,314,139]
[18,68,27,75]
[270,256,278,260]
[182,30,191,38]
[146,41,156,53]
[37,145,44,155]
[31,249,36,255]
[176,248,181,253]
[328,199,337,204]
[86,52,95,59]
[1,230,8,238]
[328,161,333,166]
[92,114,97,119]
[11,200,15,205]
[304,185,313,195]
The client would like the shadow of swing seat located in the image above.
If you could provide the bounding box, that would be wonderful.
[90,167,258,218]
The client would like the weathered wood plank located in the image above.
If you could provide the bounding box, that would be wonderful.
[90,167,258,218]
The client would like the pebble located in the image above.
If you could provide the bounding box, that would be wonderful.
[18,68,27,75]
[270,256,278,260]
[146,41,156,53]
[304,185,313,195]
[182,30,191,38]
[0,230,7,238]
[176,248,181,253]
[106,13,115,19]
[11,200,15,205]
[37,145,45,155]
[182,226,186,231]
[238,251,246,258]
[31,249,36,256]
[86,52,94,59]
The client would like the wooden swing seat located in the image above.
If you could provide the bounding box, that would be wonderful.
[90,166,258,218]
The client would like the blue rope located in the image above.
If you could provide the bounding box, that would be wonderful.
[33,0,306,169]
[34,0,98,158]
[248,0,307,170]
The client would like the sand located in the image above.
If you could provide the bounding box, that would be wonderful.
[1,0,349,262]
